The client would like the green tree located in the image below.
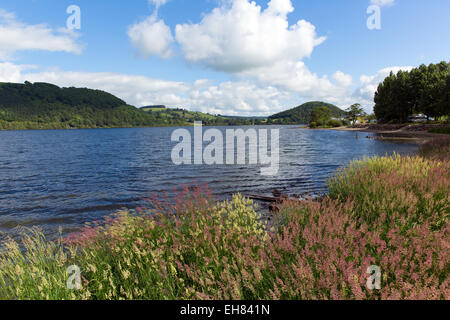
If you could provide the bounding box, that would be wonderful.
[374,72,395,122]
[309,106,332,127]
[346,103,364,125]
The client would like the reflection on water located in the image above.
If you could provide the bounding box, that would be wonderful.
[0,126,419,239]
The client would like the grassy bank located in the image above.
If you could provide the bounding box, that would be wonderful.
[0,140,448,300]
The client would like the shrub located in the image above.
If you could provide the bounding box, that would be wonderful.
[328,154,449,231]
[328,120,343,127]
[270,198,448,300]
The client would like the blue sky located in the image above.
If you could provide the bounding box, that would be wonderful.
[0,0,449,115]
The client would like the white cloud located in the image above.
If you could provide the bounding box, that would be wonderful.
[175,0,325,73]
[125,0,356,111]
[266,0,294,17]
[128,16,174,59]
[238,60,354,109]
[127,0,174,59]
[171,0,356,110]
[193,79,213,89]
[0,9,82,60]
[333,71,353,87]
[188,81,292,115]
[0,61,35,82]
[370,0,395,7]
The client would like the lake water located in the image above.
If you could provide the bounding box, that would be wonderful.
[0,126,419,239]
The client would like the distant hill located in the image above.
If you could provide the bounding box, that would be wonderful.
[142,107,265,126]
[0,82,188,130]
[269,101,347,124]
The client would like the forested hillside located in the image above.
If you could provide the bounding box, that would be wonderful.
[268,101,347,124]
[0,82,168,129]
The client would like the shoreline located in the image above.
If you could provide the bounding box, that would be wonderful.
[0,123,291,132]
[309,124,450,142]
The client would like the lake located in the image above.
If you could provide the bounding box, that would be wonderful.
[0,126,419,239]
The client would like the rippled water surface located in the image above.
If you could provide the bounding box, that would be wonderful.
[0,126,419,238]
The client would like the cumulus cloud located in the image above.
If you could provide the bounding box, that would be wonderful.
[170,0,356,110]
[370,0,395,7]
[125,0,355,111]
[127,0,174,58]
[333,71,353,87]
[238,60,354,108]
[188,81,291,115]
[128,16,174,59]
[0,9,82,60]
[175,0,325,72]
[0,61,36,82]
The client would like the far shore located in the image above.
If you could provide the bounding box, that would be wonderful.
[300,123,450,142]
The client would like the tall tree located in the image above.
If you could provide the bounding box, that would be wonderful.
[346,103,364,125]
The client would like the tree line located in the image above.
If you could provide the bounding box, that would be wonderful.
[374,61,450,123]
